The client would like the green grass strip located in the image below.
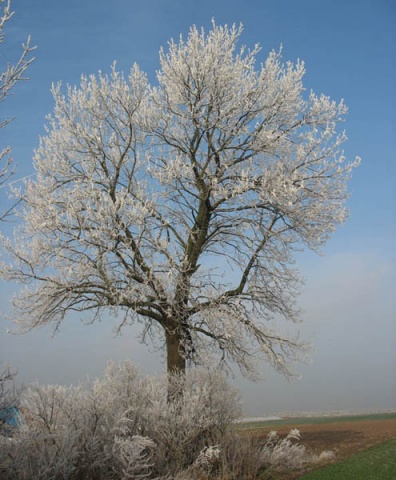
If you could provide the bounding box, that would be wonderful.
[298,439,396,480]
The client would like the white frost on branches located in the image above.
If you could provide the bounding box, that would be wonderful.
[0,364,241,479]
[0,21,359,378]
[0,0,35,218]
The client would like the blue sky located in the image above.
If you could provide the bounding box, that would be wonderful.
[0,0,395,416]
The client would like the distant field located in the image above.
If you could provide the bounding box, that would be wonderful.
[298,439,396,480]
[238,412,396,431]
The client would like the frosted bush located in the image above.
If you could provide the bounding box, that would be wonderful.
[0,362,241,479]
[194,444,221,471]
[1,364,328,480]
[259,429,336,472]
[1,383,114,479]
[106,364,241,475]
[315,450,336,462]
[113,435,156,479]
[260,429,307,470]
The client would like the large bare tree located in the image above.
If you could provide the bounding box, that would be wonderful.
[0,23,359,379]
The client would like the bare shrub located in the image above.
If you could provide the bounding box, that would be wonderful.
[217,432,264,480]
[196,428,311,479]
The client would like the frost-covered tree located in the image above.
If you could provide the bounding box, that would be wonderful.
[0,0,35,220]
[0,0,32,431]
[0,364,19,411]
[0,22,359,379]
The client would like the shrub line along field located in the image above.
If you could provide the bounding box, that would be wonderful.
[240,412,396,479]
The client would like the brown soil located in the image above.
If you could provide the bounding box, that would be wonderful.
[250,417,396,479]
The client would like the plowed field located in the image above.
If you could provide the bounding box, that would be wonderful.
[247,414,396,479]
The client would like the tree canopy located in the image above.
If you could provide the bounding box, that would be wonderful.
[0,22,359,378]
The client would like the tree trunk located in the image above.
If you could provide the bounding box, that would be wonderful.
[165,327,186,401]
[165,327,186,375]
